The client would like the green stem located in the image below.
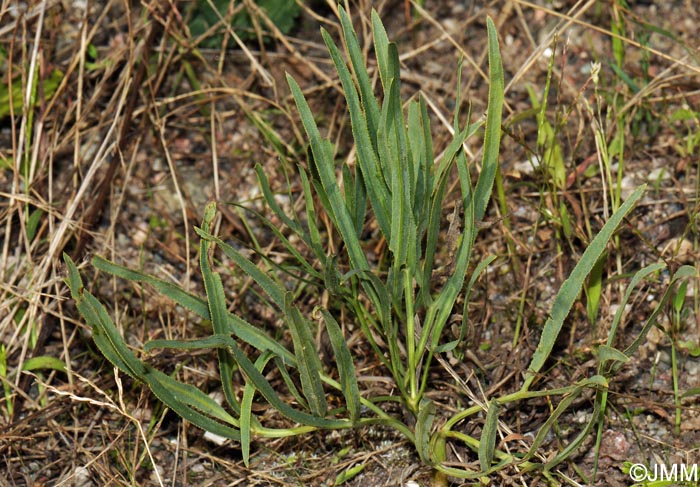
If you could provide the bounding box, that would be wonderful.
[404,269,418,406]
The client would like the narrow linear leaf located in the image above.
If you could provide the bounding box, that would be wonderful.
[241,351,275,467]
[21,356,66,374]
[623,264,696,359]
[525,185,646,389]
[225,334,348,429]
[605,262,664,348]
[436,255,496,354]
[255,164,302,234]
[298,165,325,258]
[91,255,208,319]
[371,9,391,93]
[474,16,504,222]
[143,367,242,440]
[287,74,372,272]
[415,398,436,464]
[321,25,391,237]
[80,292,147,379]
[597,345,629,365]
[479,400,500,472]
[285,293,327,417]
[200,202,241,415]
[339,6,380,149]
[64,254,243,440]
[196,226,286,309]
[320,309,360,423]
[148,368,239,427]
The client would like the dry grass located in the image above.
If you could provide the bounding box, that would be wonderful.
[1,0,700,485]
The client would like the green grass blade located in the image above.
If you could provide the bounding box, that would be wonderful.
[524,185,646,389]
[479,400,500,472]
[371,9,391,94]
[339,6,380,151]
[200,202,241,415]
[255,163,302,234]
[320,309,360,423]
[285,293,327,417]
[225,334,348,429]
[196,226,286,309]
[415,398,436,464]
[91,255,208,318]
[473,17,504,222]
[241,351,274,466]
[287,74,372,272]
[93,252,295,362]
[320,27,391,238]
[622,264,696,359]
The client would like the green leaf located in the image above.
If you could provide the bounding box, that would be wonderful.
[623,265,696,359]
[320,309,360,423]
[92,255,294,364]
[524,185,646,390]
[0,68,63,119]
[225,333,348,429]
[322,19,391,238]
[199,202,241,415]
[673,281,688,313]
[26,208,43,242]
[340,7,380,152]
[21,356,66,374]
[585,252,607,324]
[479,400,500,472]
[64,254,243,440]
[597,345,629,365]
[196,226,286,310]
[415,398,436,464]
[254,164,302,235]
[473,17,504,222]
[334,463,366,485]
[241,351,274,466]
[285,293,327,417]
[287,74,372,272]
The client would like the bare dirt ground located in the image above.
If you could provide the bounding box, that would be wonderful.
[2,1,700,486]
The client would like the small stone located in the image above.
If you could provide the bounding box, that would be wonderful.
[648,166,671,181]
[204,431,229,446]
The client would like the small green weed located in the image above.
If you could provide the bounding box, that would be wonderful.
[188,0,301,48]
